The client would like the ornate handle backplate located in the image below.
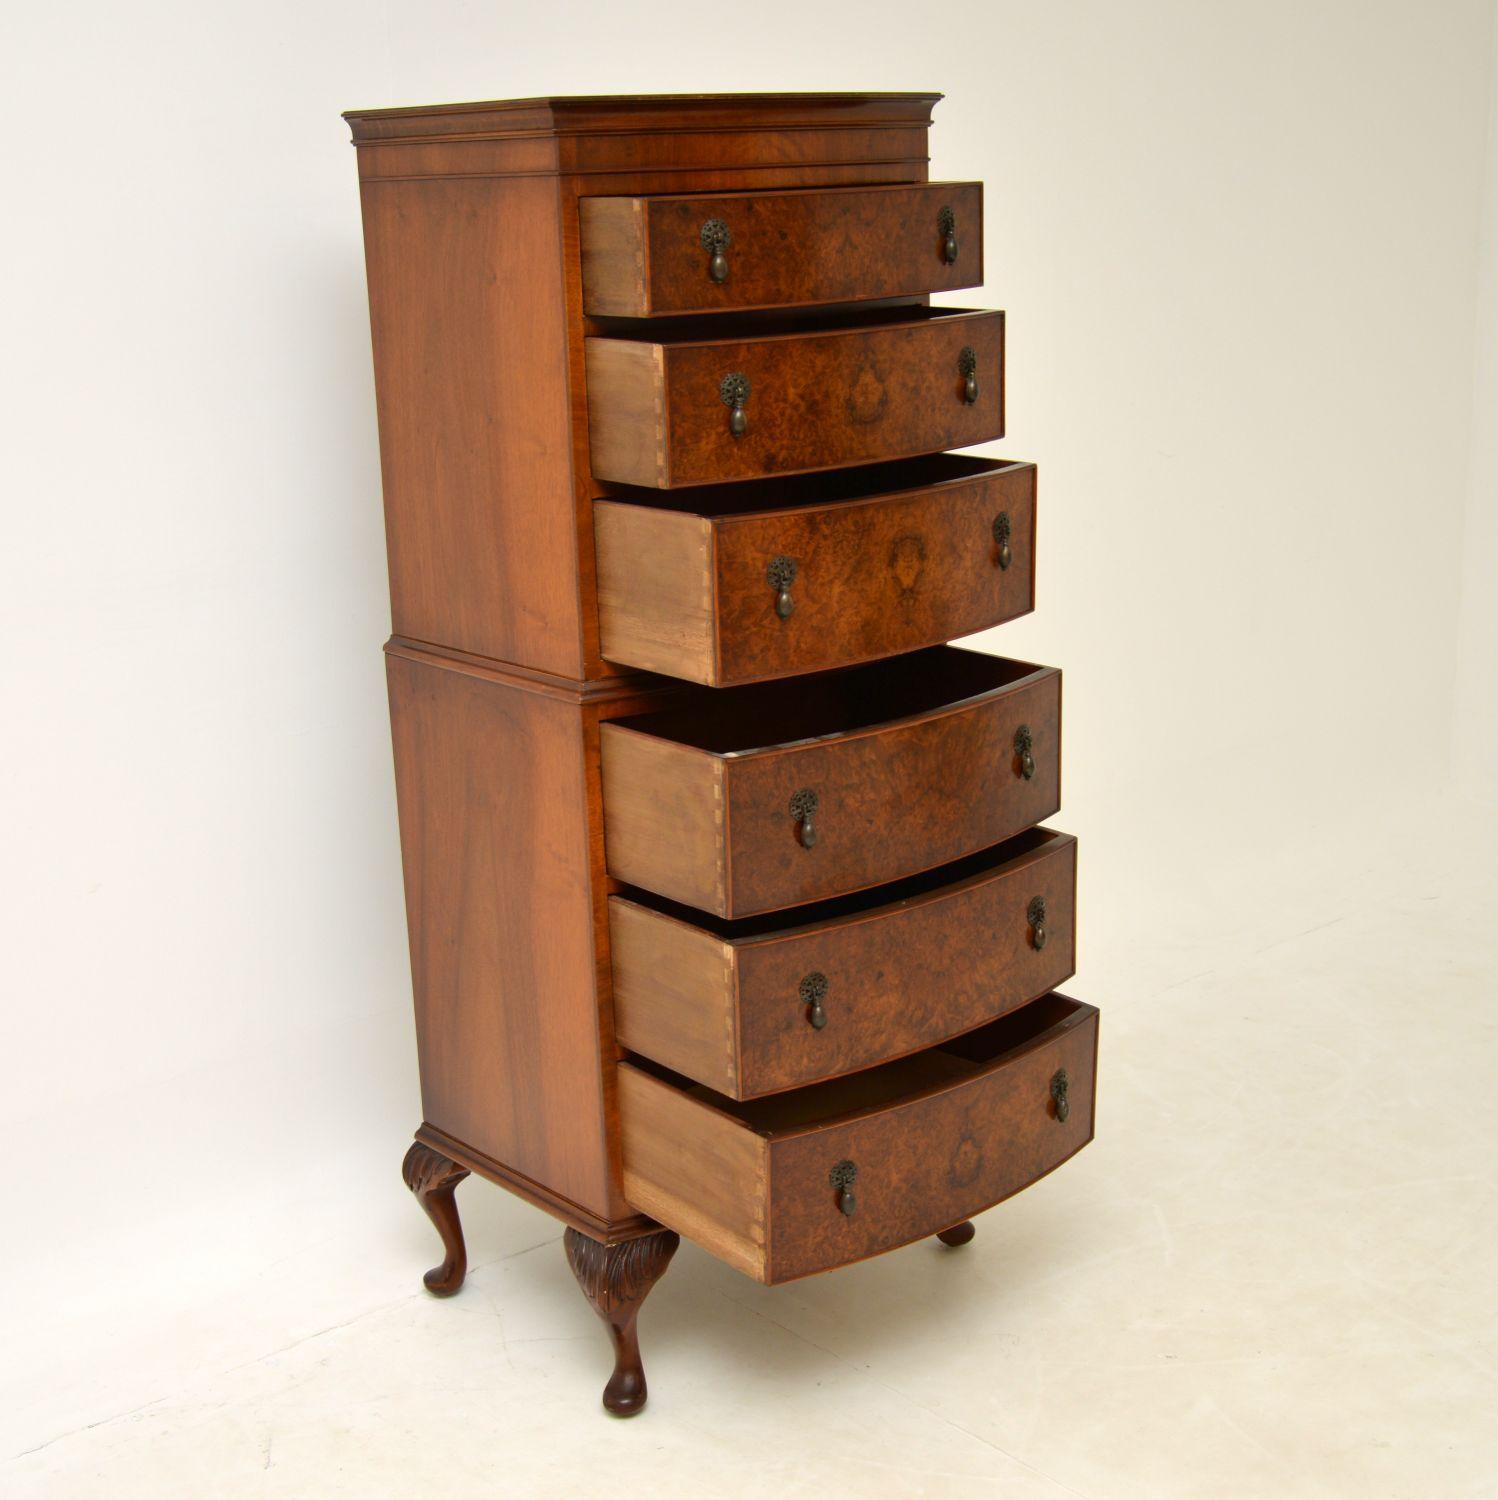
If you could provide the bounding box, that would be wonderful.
[829,1159,858,1216]
[1050,1069,1070,1123]
[937,204,958,263]
[768,555,797,619]
[789,788,819,849]
[720,372,750,438]
[1027,895,1048,951]
[958,346,978,404]
[1014,724,1036,780]
[700,217,731,284]
[800,971,828,1030]
[993,512,1012,571]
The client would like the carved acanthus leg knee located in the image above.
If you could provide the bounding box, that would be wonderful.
[563,1226,679,1417]
[402,1141,470,1296]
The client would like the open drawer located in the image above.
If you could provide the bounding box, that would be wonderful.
[618,993,1098,1283]
[600,645,1061,918]
[580,181,983,317]
[594,454,1036,685]
[611,828,1077,1098]
[584,305,1003,487]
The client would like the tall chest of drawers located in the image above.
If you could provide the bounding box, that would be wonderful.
[345,91,1098,1416]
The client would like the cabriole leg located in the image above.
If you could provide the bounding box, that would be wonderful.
[402,1141,471,1296]
[563,1226,679,1417]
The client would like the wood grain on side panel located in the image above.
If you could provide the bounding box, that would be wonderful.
[359,175,583,674]
[387,651,613,1214]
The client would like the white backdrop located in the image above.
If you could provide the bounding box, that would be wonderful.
[4,0,1496,1462]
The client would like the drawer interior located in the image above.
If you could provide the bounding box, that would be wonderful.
[633,993,1091,1137]
[612,645,1038,755]
[597,453,1019,519]
[587,301,986,347]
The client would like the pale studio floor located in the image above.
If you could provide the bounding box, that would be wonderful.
[6,790,1497,1498]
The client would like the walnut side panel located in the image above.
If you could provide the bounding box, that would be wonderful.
[618,1064,768,1280]
[387,653,614,1216]
[358,175,583,675]
[594,503,717,683]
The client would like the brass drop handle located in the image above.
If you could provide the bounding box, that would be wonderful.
[720,372,750,437]
[829,1159,858,1216]
[789,788,819,849]
[993,512,1012,571]
[938,205,958,263]
[1050,1069,1070,1123]
[700,217,731,284]
[1027,896,1048,950]
[768,555,797,619]
[800,971,828,1030]
[1014,724,1036,780]
[958,346,978,404]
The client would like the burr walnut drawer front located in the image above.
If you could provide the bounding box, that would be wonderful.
[611,828,1077,1099]
[584,306,1003,488]
[619,993,1097,1283]
[602,645,1061,912]
[594,454,1035,686]
[579,181,983,316]
[600,645,1060,919]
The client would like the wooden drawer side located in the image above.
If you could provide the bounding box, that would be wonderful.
[618,1064,768,1280]
[601,727,728,914]
[594,502,718,683]
[610,900,739,1097]
[578,195,649,316]
[585,340,668,489]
